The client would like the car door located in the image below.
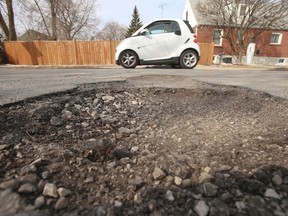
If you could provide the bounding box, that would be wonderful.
[136,21,182,61]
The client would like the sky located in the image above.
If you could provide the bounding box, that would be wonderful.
[97,0,186,27]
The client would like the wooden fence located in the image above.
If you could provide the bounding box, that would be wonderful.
[3,40,214,66]
[199,42,214,65]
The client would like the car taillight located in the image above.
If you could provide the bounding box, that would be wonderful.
[193,34,198,43]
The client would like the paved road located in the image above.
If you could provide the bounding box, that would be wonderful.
[0,65,287,105]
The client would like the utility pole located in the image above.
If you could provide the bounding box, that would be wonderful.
[159,3,168,18]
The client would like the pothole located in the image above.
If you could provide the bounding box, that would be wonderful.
[0,79,288,215]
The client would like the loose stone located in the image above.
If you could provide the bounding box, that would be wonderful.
[20,174,38,184]
[57,187,72,197]
[19,165,37,176]
[0,189,23,215]
[264,188,281,199]
[182,179,192,188]
[199,173,214,184]
[174,176,182,186]
[0,179,20,190]
[18,183,37,193]
[165,190,175,201]
[201,183,218,197]
[272,174,283,185]
[34,196,45,208]
[102,95,115,103]
[0,144,8,151]
[55,197,68,210]
[194,200,209,216]
[219,165,232,172]
[152,167,166,180]
[43,183,58,198]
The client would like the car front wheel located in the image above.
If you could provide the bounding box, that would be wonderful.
[180,50,198,69]
[119,50,138,69]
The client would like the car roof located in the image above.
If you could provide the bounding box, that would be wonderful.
[145,18,185,23]
[140,19,189,29]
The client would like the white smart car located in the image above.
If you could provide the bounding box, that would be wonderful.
[115,19,200,69]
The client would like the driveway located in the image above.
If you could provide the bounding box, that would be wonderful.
[0,65,287,105]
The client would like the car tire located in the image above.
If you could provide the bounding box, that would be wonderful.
[179,50,198,69]
[119,50,138,69]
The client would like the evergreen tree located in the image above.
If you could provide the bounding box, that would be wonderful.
[125,6,143,38]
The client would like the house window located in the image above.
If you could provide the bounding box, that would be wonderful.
[222,57,233,64]
[238,4,247,17]
[236,30,244,43]
[213,29,223,46]
[270,33,282,45]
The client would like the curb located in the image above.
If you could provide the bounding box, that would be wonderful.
[0,64,287,71]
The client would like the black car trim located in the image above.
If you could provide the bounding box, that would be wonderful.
[139,57,179,65]
[184,38,190,44]
[183,20,195,33]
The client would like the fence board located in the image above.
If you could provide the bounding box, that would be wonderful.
[4,40,214,66]
[199,42,214,65]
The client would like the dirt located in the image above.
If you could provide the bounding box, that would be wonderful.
[0,75,288,216]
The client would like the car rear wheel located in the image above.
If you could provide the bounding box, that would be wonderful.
[180,50,198,69]
[119,50,138,69]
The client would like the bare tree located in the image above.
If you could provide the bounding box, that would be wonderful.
[0,2,9,38]
[94,21,127,40]
[48,0,58,40]
[18,0,99,40]
[57,0,98,40]
[198,0,288,63]
[0,0,17,40]
[30,0,54,39]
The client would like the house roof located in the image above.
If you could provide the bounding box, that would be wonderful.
[19,30,50,41]
[187,0,212,26]
[187,0,288,30]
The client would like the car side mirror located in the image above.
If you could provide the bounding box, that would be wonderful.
[174,30,181,36]
[140,29,149,35]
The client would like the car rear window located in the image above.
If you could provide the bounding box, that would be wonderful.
[183,20,195,33]
[171,21,181,33]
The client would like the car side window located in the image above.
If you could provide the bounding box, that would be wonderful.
[146,21,172,35]
[171,21,181,35]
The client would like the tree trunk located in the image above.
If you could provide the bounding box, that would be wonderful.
[0,11,9,38]
[33,0,52,39]
[6,0,17,41]
[50,0,58,40]
[237,50,243,64]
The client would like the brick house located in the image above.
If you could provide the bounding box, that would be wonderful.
[183,0,288,66]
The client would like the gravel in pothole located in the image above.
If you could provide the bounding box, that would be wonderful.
[0,80,288,216]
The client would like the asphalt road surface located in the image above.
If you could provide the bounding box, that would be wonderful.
[0,65,287,105]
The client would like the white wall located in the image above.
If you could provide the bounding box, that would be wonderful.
[182,0,197,28]
[213,55,288,66]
